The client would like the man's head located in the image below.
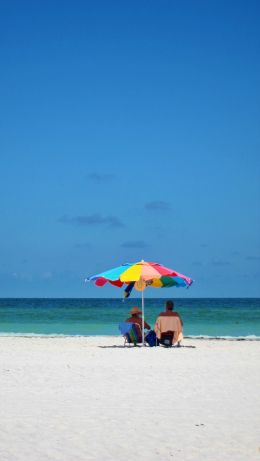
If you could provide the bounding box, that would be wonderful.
[166,300,174,311]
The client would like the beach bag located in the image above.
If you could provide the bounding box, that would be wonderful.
[145,330,157,347]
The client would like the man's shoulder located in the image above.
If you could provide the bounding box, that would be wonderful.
[159,311,179,317]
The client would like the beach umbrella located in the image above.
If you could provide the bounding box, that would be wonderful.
[86,260,193,345]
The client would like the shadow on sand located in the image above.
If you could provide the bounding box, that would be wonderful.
[98,345,196,349]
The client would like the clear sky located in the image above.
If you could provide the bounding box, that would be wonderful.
[0,0,259,298]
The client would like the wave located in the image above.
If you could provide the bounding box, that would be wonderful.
[0,332,260,340]
[185,334,260,341]
[0,333,85,338]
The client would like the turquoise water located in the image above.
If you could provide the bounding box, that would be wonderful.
[0,298,260,338]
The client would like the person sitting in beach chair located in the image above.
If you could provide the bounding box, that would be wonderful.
[126,306,151,332]
[119,307,151,346]
[154,300,183,347]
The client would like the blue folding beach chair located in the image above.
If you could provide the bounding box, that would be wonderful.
[118,322,143,347]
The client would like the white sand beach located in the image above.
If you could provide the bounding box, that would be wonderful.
[0,336,259,461]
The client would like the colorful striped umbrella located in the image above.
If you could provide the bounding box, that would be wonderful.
[86,260,193,344]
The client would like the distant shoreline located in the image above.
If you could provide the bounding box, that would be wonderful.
[0,333,260,340]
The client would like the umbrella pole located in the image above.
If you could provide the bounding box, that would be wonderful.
[142,289,145,345]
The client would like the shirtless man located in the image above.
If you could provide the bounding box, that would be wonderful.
[126,307,151,331]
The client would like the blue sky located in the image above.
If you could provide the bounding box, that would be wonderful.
[0,0,259,298]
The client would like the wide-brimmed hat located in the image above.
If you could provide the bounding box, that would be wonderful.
[130,307,142,315]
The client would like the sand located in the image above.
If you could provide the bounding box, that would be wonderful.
[0,336,259,461]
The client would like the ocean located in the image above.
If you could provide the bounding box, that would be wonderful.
[0,298,260,339]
